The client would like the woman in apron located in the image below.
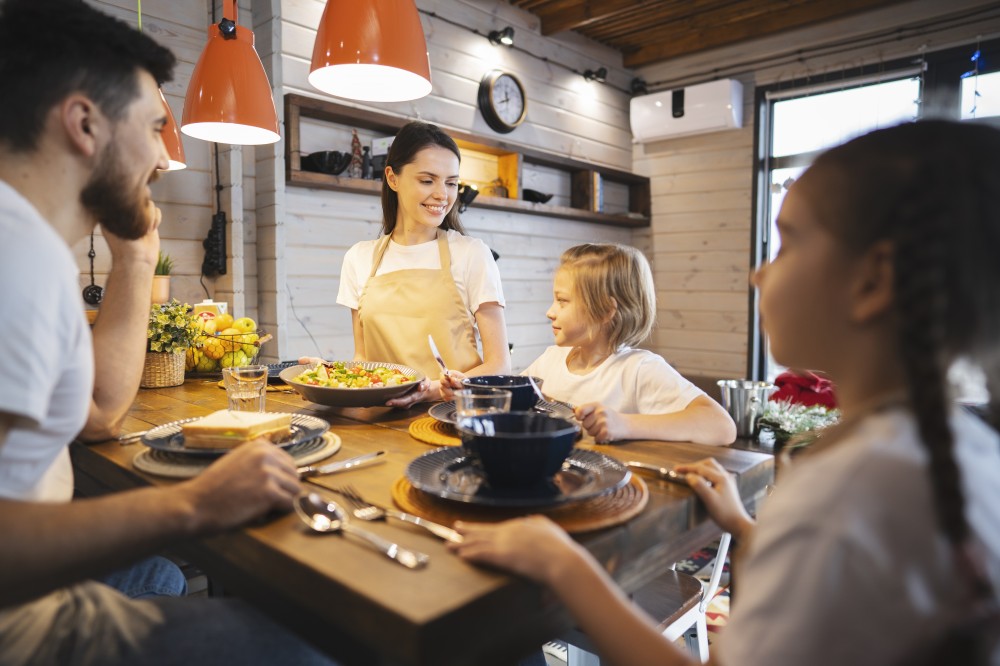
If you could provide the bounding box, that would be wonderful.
[336,121,510,407]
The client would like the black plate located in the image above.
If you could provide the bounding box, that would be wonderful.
[405,447,630,508]
[141,413,329,458]
[428,399,576,425]
[267,360,300,383]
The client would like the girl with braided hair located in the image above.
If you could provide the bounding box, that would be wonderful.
[447,120,1000,665]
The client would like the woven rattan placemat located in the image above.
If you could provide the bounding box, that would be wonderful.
[408,416,461,447]
[133,431,341,479]
[391,473,647,534]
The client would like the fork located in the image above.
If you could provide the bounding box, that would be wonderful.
[334,485,464,543]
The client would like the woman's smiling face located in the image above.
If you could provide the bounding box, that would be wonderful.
[386,145,459,234]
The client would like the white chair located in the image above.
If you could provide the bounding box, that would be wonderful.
[561,532,732,665]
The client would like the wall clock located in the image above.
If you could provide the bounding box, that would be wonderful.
[478,70,526,134]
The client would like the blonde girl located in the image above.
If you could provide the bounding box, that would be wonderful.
[525,243,734,444]
[449,121,1000,665]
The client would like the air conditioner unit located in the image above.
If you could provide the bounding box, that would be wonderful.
[630,79,743,143]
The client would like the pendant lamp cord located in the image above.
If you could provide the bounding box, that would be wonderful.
[88,232,97,286]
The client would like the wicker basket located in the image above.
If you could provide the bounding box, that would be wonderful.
[141,351,186,388]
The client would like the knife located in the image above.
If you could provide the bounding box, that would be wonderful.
[427,334,449,377]
[298,450,386,478]
[118,430,149,446]
[624,460,688,485]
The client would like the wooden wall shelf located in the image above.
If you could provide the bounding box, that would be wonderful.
[284,94,650,229]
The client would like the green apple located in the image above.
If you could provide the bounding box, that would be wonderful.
[232,317,257,334]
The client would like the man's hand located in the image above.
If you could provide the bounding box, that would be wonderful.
[102,200,161,268]
[175,439,302,535]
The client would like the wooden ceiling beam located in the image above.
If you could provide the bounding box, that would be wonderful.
[622,0,911,68]
[532,0,658,35]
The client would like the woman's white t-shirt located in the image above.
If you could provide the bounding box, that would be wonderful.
[337,229,505,330]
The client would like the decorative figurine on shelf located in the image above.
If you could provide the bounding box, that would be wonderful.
[361,146,372,179]
[348,129,363,179]
[487,177,508,198]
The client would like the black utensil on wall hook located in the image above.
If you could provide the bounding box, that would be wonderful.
[82,231,104,306]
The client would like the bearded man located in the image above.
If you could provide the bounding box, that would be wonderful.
[0,1,332,664]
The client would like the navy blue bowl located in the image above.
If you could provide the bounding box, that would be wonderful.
[462,375,543,411]
[457,411,578,488]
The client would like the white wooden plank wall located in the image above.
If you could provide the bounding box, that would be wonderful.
[632,83,754,382]
[272,0,642,367]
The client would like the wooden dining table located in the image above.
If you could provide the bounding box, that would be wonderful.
[70,379,773,666]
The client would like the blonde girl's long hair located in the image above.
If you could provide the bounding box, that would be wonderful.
[559,243,656,351]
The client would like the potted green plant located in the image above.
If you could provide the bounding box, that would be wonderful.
[152,250,173,304]
[140,298,201,388]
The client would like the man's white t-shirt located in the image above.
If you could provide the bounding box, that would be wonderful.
[0,180,93,502]
[337,230,505,330]
[522,346,704,413]
[716,406,1000,666]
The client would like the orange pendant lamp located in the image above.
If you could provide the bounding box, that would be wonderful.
[182,0,279,145]
[159,90,186,170]
[136,1,185,168]
[308,0,432,102]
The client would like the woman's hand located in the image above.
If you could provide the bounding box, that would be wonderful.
[385,378,441,408]
[438,371,468,401]
[673,458,756,540]
[447,516,581,585]
[574,402,627,443]
[297,356,324,366]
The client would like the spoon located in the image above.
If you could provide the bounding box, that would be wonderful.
[294,492,429,569]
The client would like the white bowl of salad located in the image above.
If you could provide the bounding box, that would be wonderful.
[279,361,424,407]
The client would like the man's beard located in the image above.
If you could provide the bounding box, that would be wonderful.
[80,142,156,241]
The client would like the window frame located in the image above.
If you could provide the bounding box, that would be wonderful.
[748,37,1000,380]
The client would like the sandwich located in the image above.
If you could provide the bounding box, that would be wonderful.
[182,410,293,449]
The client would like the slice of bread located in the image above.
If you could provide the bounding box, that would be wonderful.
[182,410,293,449]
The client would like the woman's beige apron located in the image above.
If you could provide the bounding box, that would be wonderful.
[357,231,482,379]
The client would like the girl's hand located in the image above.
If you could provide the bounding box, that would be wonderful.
[673,458,756,540]
[574,402,627,443]
[297,356,324,366]
[385,378,441,408]
[447,516,579,585]
[439,371,468,401]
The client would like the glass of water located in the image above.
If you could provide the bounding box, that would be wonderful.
[222,365,268,412]
[454,387,512,419]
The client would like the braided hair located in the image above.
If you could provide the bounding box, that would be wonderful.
[807,121,1000,660]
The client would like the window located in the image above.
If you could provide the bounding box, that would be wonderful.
[751,38,1000,381]
[961,70,1000,119]
[754,76,920,381]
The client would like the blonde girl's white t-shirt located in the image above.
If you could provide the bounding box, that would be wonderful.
[337,229,505,330]
[522,346,704,413]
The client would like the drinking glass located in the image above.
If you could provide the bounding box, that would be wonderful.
[222,365,268,412]
[454,387,512,419]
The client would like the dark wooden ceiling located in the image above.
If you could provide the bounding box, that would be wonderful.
[508,0,914,69]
